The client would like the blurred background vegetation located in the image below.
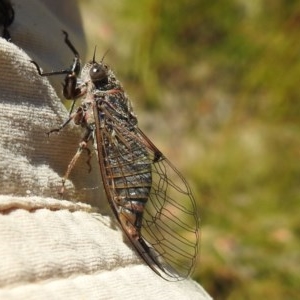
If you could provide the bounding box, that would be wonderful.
[79,0,300,299]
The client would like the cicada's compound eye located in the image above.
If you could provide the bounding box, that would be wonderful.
[90,63,108,84]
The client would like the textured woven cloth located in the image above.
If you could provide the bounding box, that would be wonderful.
[0,1,211,299]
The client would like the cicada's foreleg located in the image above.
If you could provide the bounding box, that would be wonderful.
[31,31,83,115]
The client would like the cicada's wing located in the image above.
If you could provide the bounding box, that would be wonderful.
[93,103,200,281]
[136,128,200,280]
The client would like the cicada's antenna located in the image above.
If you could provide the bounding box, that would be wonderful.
[101,49,110,63]
[92,46,109,64]
[92,46,97,63]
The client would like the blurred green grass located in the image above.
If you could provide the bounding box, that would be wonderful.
[79,1,300,299]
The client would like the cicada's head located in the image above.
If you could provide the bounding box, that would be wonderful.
[82,47,122,91]
[89,62,109,85]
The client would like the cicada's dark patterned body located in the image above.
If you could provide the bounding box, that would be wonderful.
[32,32,200,281]
[0,0,14,41]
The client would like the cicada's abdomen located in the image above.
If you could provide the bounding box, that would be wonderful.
[102,125,152,240]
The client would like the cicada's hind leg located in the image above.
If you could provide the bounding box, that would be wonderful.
[59,141,87,195]
[59,127,94,196]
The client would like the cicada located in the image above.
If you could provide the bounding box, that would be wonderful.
[32,31,200,281]
[0,0,14,41]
